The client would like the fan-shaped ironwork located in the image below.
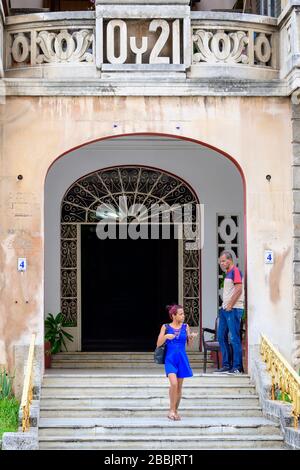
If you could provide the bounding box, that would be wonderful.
[61,166,200,327]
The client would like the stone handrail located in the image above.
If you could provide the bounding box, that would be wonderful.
[260,334,300,428]
[20,333,36,432]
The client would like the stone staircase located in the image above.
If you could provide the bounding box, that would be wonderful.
[38,352,287,450]
[50,351,214,369]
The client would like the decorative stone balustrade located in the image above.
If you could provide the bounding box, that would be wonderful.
[1,1,300,96]
[5,13,96,78]
[190,13,278,79]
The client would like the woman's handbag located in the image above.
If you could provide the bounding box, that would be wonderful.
[154,344,166,364]
[154,324,167,364]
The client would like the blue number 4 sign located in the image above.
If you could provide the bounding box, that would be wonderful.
[18,258,27,271]
[265,251,274,264]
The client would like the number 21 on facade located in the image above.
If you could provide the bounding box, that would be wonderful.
[104,19,182,65]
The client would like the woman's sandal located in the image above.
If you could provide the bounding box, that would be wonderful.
[174,412,181,421]
[167,412,176,420]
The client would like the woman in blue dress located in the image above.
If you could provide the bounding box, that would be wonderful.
[156,304,198,421]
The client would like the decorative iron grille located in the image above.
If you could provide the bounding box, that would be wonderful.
[61,166,200,326]
[217,214,242,307]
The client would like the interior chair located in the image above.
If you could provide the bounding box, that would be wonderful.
[202,316,221,373]
[202,315,246,373]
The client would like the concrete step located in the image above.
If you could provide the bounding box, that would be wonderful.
[40,405,263,418]
[39,417,281,438]
[52,352,210,360]
[50,353,214,368]
[40,395,260,408]
[38,434,286,450]
[41,384,257,397]
[52,352,208,357]
[39,366,283,450]
[43,373,252,387]
[50,361,214,369]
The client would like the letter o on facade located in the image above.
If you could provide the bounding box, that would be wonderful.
[106,20,128,64]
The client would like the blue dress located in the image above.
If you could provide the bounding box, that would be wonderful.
[164,323,193,378]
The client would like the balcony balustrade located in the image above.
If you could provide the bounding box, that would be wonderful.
[0,0,299,96]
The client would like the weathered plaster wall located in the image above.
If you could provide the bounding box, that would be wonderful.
[0,95,293,371]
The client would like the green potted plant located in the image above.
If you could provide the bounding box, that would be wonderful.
[44,313,74,368]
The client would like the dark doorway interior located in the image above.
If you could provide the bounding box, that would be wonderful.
[44,1,92,11]
[81,225,178,351]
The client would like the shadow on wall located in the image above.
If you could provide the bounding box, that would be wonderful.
[268,247,291,304]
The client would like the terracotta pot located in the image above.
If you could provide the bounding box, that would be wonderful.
[44,341,52,368]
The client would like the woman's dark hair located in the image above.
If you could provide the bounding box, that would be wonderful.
[166,304,183,320]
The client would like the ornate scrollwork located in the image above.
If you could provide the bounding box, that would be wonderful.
[183,269,199,298]
[217,214,241,307]
[193,29,249,64]
[61,166,200,326]
[183,298,199,326]
[192,27,274,68]
[184,248,199,268]
[61,269,77,297]
[61,224,77,239]
[36,29,94,64]
[61,240,77,268]
[62,167,197,223]
[61,298,77,325]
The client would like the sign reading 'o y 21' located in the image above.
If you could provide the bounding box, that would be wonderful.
[96,0,191,72]
[105,19,181,65]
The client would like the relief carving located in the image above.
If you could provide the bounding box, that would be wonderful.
[193,29,249,64]
[11,33,30,63]
[36,29,94,64]
[192,28,273,67]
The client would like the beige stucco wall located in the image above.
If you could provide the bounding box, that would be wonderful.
[0,95,293,372]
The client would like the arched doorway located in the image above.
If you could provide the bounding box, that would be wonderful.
[45,134,245,355]
[60,166,200,351]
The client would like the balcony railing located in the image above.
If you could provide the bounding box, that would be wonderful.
[1,1,299,95]
[190,13,278,80]
[2,1,289,17]
[260,334,300,429]
[21,333,36,432]
[4,12,95,78]
[3,11,279,79]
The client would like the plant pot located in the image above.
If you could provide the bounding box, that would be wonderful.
[44,341,52,368]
